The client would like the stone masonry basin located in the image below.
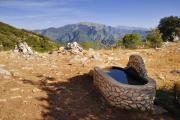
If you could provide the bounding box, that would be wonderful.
[93,55,156,111]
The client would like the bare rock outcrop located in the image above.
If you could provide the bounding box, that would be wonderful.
[14,42,34,55]
[58,42,83,55]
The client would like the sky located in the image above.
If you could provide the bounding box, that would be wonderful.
[0,0,180,30]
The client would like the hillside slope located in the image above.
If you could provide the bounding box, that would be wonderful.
[0,22,59,52]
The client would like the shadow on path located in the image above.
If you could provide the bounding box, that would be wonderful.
[23,74,171,120]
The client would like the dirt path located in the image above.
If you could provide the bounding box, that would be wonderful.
[0,43,179,120]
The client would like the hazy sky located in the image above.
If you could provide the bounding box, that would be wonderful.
[0,0,179,29]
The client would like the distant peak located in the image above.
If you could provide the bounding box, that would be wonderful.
[78,22,105,27]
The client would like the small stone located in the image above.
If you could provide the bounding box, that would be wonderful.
[157,73,166,80]
[133,93,139,97]
[0,67,11,76]
[137,104,142,109]
[0,99,7,102]
[32,88,41,93]
[141,101,146,105]
[125,106,131,110]
[115,87,121,92]
[140,94,146,97]
[136,97,143,100]
[23,101,28,104]
[10,96,22,99]
[144,96,150,100]
[127,92,133,97]
[27,96,33,99]
[130,104,137,109]
[126,100,133,104]
[141,107,146,111]
[10,88,20,91]
[170,69,180,75]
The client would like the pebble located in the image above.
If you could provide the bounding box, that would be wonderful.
[0,99,7,102]
[10,96,22,99]
[10,88,20,91]
[170,69,180,75]
[27,96,33,99]
[157,73,166,80]
[32,88,41,93]
[0,68,11,76]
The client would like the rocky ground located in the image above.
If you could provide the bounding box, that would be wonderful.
[0,42,179,120]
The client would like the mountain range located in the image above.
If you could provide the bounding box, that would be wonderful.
[34,22,149,46]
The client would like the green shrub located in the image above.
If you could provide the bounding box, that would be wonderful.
[115,39,123,47]
[122,33,142,48]
[145,29,163,48]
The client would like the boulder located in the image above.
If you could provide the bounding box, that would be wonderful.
[14,42,34,55]
[66,42,83,54]
[58,42,83,55]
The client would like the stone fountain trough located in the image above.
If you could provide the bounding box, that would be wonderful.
[93,55,156,111]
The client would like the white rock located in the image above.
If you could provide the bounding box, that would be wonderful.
[0,67,11,76]
[10,88,20,91]
[10,96,22,99]
[58,46,66,53]
[14,42,34,55]
[157,73,165,80]
[57,42,83,55]
[32,88,41,93]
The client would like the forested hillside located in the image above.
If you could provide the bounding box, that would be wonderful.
[0,22,59,52]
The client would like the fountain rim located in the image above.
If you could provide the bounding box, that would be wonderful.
[94,66,156,89]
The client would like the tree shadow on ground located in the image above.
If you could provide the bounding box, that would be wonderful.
[24,74,172,120]
[156,88,180,119]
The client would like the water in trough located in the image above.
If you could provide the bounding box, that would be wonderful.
[106,68,146,85]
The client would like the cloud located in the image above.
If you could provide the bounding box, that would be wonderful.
[0,0,93,29]
[0,0,92,8]
[0,0,64,8]
[0,0,90,18]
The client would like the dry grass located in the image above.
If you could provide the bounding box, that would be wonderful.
[0,42,179,120]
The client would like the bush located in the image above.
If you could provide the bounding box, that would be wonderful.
[145,29,163,48]
[158,16,180,41]
[115,39,123,47]
[122,33,142,48]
